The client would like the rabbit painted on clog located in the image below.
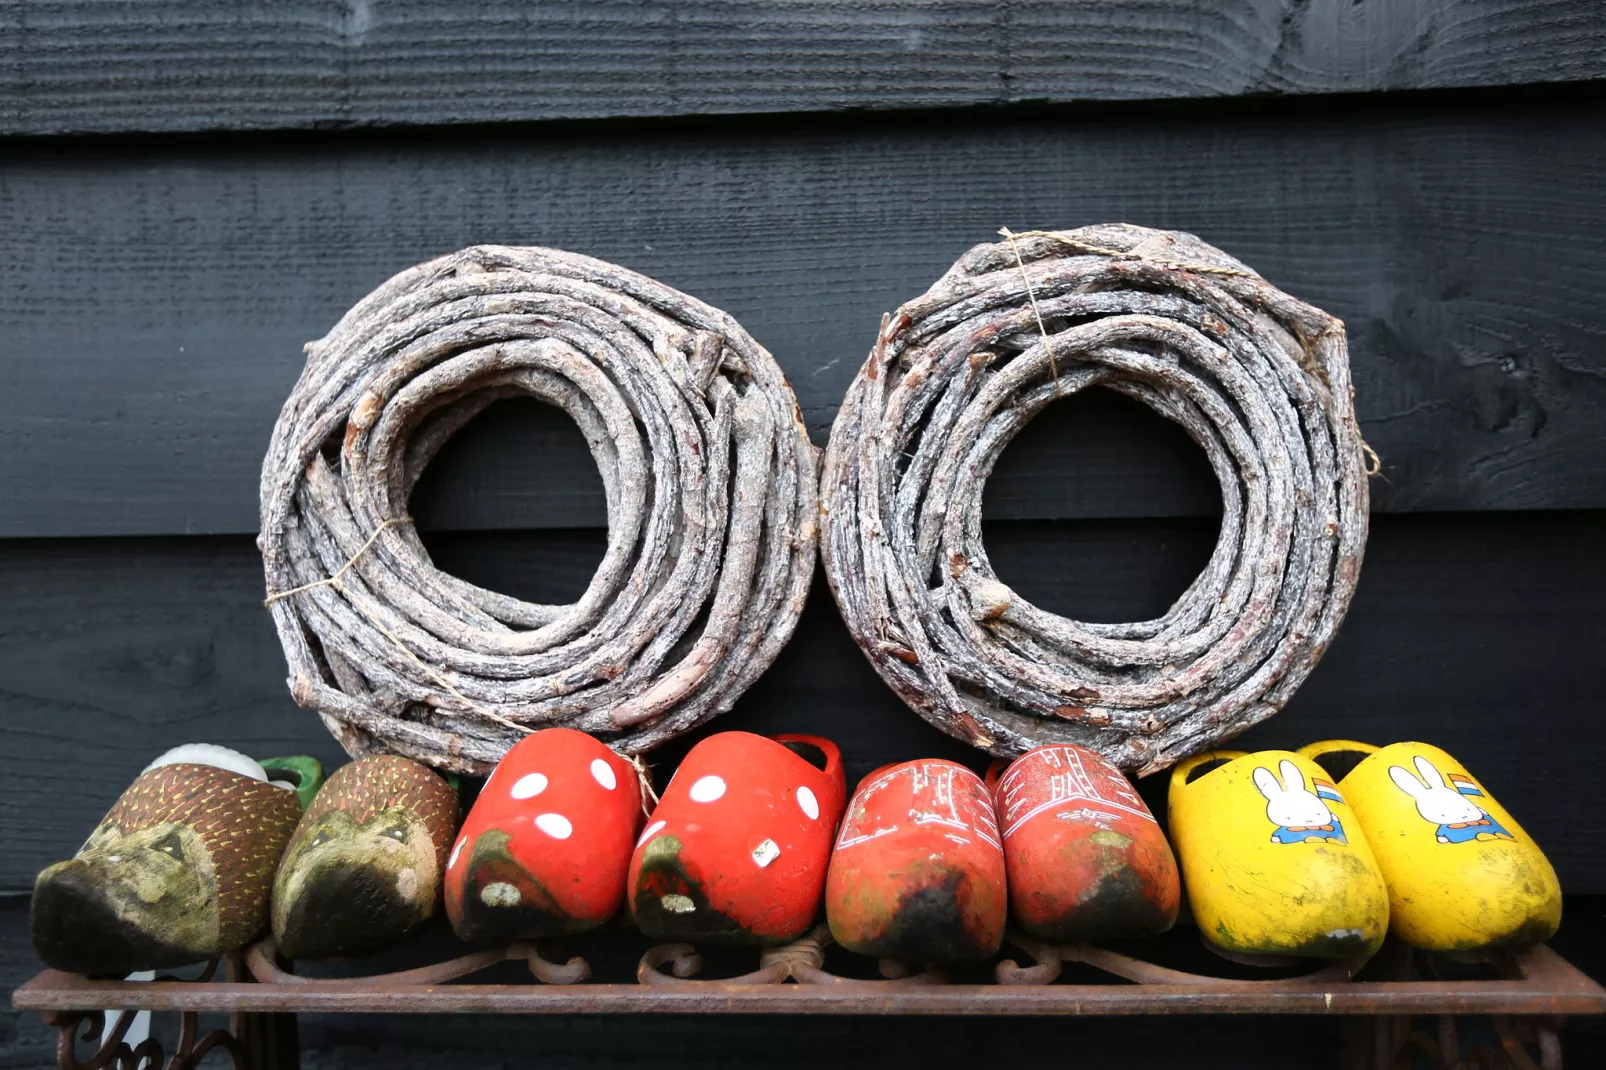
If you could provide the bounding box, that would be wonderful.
[1300,741,1557,951]
[1168,749,1388,959]
[1252,759,1347,845]
[1388,755,1514,845]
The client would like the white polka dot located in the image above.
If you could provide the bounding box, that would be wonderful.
[689,775,726,803]
[448,836,466,869]
[534,812,573,840]
[751,839,781,868]
[637,819,666,847]
[481,881,520,907]
[510,772,548,799]
[797,785,820,820]
[591,758,617,791]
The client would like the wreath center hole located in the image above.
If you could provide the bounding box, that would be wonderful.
[410,395,608,605]
[980,387,1223,624]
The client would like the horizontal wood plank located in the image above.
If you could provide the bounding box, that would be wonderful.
[3,95,1605,537]
[1,511,1601,893]
[2,1,1604,136]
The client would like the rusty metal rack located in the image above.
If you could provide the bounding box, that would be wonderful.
[14,925,1605,1070]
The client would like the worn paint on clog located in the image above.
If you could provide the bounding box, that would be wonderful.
[630,733,846,945]
[32,745,304,975]
[272,755,459,959]
[445,728,643,943]
[992,745,1179,942]
[826,760,1006,963]
[1168,749,1389,960]
[1300,740,1561,952]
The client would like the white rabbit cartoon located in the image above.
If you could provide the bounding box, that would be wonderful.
[1253,760,1348,845]
[1388,756,1514,844]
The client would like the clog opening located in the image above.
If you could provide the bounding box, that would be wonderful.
[1184,757,1233,784]
[778,740,829,771]
[261,762,304,787]
[1307,749,1370,783]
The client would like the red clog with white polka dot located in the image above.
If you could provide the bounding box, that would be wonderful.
[628,732,845,945]
[991,744,1179,942]
[825,759,1006,963]
[443,728,644,944]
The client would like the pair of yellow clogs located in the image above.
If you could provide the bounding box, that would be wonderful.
[1168,741,1561,960]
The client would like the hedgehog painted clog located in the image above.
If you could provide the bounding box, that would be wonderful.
[991,744,1179,942]
[445,728,644,943]
[272,755,459,959]
[1299,740,1561,952]
[630,732,845,946]
[825,759,1006,963]
[31,744,307,976]
[1168,749,1388,961]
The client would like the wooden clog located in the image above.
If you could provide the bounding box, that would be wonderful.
[991,744,1179,942]
[31,744,306,976]
[629,733,845,945]
[825,759,1006,963]
[445,728,644,943]
[1168,749,1389,960]
[1300,740,1561,951]
[272,755,459,959]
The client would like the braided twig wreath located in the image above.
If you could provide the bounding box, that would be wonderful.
[260,246,817,773]
[820,224,1369,774]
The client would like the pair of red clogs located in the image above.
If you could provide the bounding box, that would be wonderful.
[443,728,847,946]
[825,747,1179,962]
[444,727,1179,964]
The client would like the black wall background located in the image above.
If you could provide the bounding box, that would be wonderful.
[3,3,1605,1067]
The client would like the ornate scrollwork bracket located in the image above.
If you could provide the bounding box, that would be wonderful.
[45,961,242,1070]
[636,925,946,986]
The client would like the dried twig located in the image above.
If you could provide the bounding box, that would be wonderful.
[260,246,818,773]
[818,224,1370,775]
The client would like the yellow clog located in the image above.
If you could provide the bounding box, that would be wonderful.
[1169,749,1389,960]
[1299,741,1561,952]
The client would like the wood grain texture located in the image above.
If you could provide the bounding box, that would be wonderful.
[2,512,1602,894]
[3,94,1605,537]
[2,0,1604,135]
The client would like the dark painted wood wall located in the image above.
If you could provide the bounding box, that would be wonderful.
[4,3,1605,1066]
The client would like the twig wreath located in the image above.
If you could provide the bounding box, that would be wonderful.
[260,246,817,774]
[820,224,1371,775]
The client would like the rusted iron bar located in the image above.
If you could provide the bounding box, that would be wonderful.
[14,945,1603,1018]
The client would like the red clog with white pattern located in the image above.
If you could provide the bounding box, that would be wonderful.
[825,759,1006,963]
[444,728,643,943]
[628,732,845,945]
[991,744,1179,942]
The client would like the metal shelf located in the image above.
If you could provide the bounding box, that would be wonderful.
[14,927,1604,1069]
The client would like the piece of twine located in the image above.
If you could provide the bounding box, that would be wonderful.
[628,753,661,818]
[1000,226,1383,480]
[999,227,1061,388]
[1002,227,1259,279]
[266,515,663,812]
[265,516,534,738]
